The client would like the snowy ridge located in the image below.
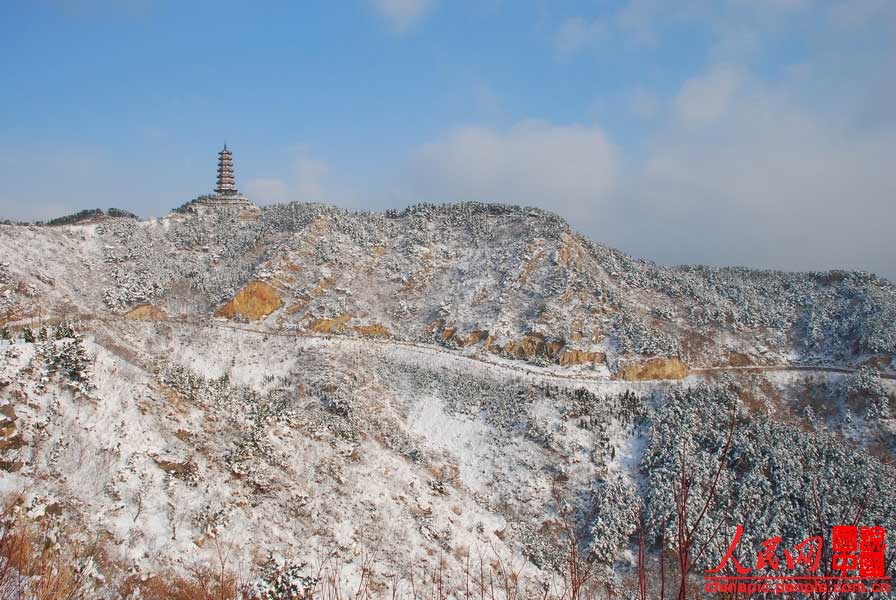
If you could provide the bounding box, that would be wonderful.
[0,202,893,598]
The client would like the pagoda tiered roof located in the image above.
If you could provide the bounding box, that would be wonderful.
[215,144,240,195]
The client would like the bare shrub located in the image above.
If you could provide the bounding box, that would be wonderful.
[0,494,97,600]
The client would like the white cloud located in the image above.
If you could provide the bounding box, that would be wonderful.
[608,70,896,278]
[404,122,617,222]
[369,0,436,32]
[400,60,895,279]
[555,16,608,56]
[292,156,331,203]
[244,151,350,206]
[674,67,745,124]
[243,177,290,205]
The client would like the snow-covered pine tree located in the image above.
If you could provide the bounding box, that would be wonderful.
[54,322,74,339]
[587,477,639,578]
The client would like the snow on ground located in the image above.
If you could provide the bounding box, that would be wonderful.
[1,204,894,596]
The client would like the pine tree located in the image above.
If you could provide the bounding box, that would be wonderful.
[54,322,74,339]
[22,328,35,343]
[68,334,93,395]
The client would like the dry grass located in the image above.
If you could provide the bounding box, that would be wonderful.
[121,565,240,600]
[0,494,97,600]
[122,304,167,321]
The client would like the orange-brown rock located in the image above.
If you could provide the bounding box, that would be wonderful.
[286,301,307,315]
[215,281,283,321]
[124,304,167,321]
[309,216,331,233]
[616,358,689,381]
[519,249,545,284]
[545,341,565,359]
[0,424,22,451]
[427,319,445,335]
[554,236,586,268]
[153,457,198,481]
[726,351,754,367]
[502,334,545,360]
[463,330,489,347]
[314,277,337,294]
[309,313,350,334]
[286,277,337,316]
[354,324,392,338]
[559,349,606,367]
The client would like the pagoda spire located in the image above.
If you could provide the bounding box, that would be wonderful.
[215,144,238,196]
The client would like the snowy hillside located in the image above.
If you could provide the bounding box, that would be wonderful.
[0,202,893,599]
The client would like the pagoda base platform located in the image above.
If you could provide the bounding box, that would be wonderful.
[187,193,258,212]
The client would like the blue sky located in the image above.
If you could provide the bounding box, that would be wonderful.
[1,0,894,278]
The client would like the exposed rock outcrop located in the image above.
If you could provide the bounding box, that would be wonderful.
[215,281,283,321]
[463,330,489,347]
[354,324,392,338]
[616,357,689,381]
[309,313,351,334]
[501,334,545,360]
[558,349,606,367]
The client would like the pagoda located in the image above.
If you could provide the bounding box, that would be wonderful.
[215,144,239,196]
[186,144,256,212]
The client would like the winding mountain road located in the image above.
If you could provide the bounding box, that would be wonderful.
[7,312,895,383]
[74,314,896,384]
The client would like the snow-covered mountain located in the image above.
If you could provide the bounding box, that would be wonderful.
[0,202,893,599]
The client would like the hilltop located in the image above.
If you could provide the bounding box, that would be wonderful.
[0,202,893,598]
[3,201,895,372]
